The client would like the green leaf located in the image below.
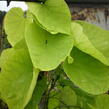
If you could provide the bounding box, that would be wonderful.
[72,86,95,109]
[71,21,109,66]
[63,48,109,94]
[27,0,71,34]
[67,55,74,64]
[48,95,59,109]
[25,77,47,109]
[88,95,109,109]
[48,86,77,109]
[4,8,26,46]
[59,77,95,109]
[0,48,39,109]
[25,22,73,71]
[60,86,77,109]
[94,95,109,109]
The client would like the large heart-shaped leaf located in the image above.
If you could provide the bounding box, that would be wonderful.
[71,21,109,66]
[4,8,26,46]
[63,48,109,94]
[0,48,39,109]
[27,0,71,34]
[25,22,73,71]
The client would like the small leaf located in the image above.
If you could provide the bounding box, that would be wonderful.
[59,79,95,109]
[4,8,26,46]
[27,0,71,34]
[25,22,73,71]
[67,55,74,64]
[63,48,109,94]
[48,86,77,109]
[60,86,77,107]
[0,47,39,109]
[48,97,59,109]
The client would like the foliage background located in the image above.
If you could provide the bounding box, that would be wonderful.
[1,2,109,109]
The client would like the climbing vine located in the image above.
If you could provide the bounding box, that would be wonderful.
[1,0,109,109]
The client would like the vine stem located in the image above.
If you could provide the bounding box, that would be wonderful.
[39,71,58,109]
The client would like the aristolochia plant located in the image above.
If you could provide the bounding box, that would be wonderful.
[1,0,109,109]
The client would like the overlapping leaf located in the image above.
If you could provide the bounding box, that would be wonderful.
[0,47,39,109]
[27,0,71,34]
[94,95,109,109]
[48,86,77,109]
[60,86,77,108]
[71,21,109,66]
[25,77,47,109]
[63,48,109,94]
[25,22,73,71]
[88,95,109,109]
[4,8,26,46]
[59,78,95,109]
[3,1,109,108]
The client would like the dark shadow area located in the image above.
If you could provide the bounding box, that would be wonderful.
[0,99,8,109]
[0,11,11,53]
[0,11,6,25]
